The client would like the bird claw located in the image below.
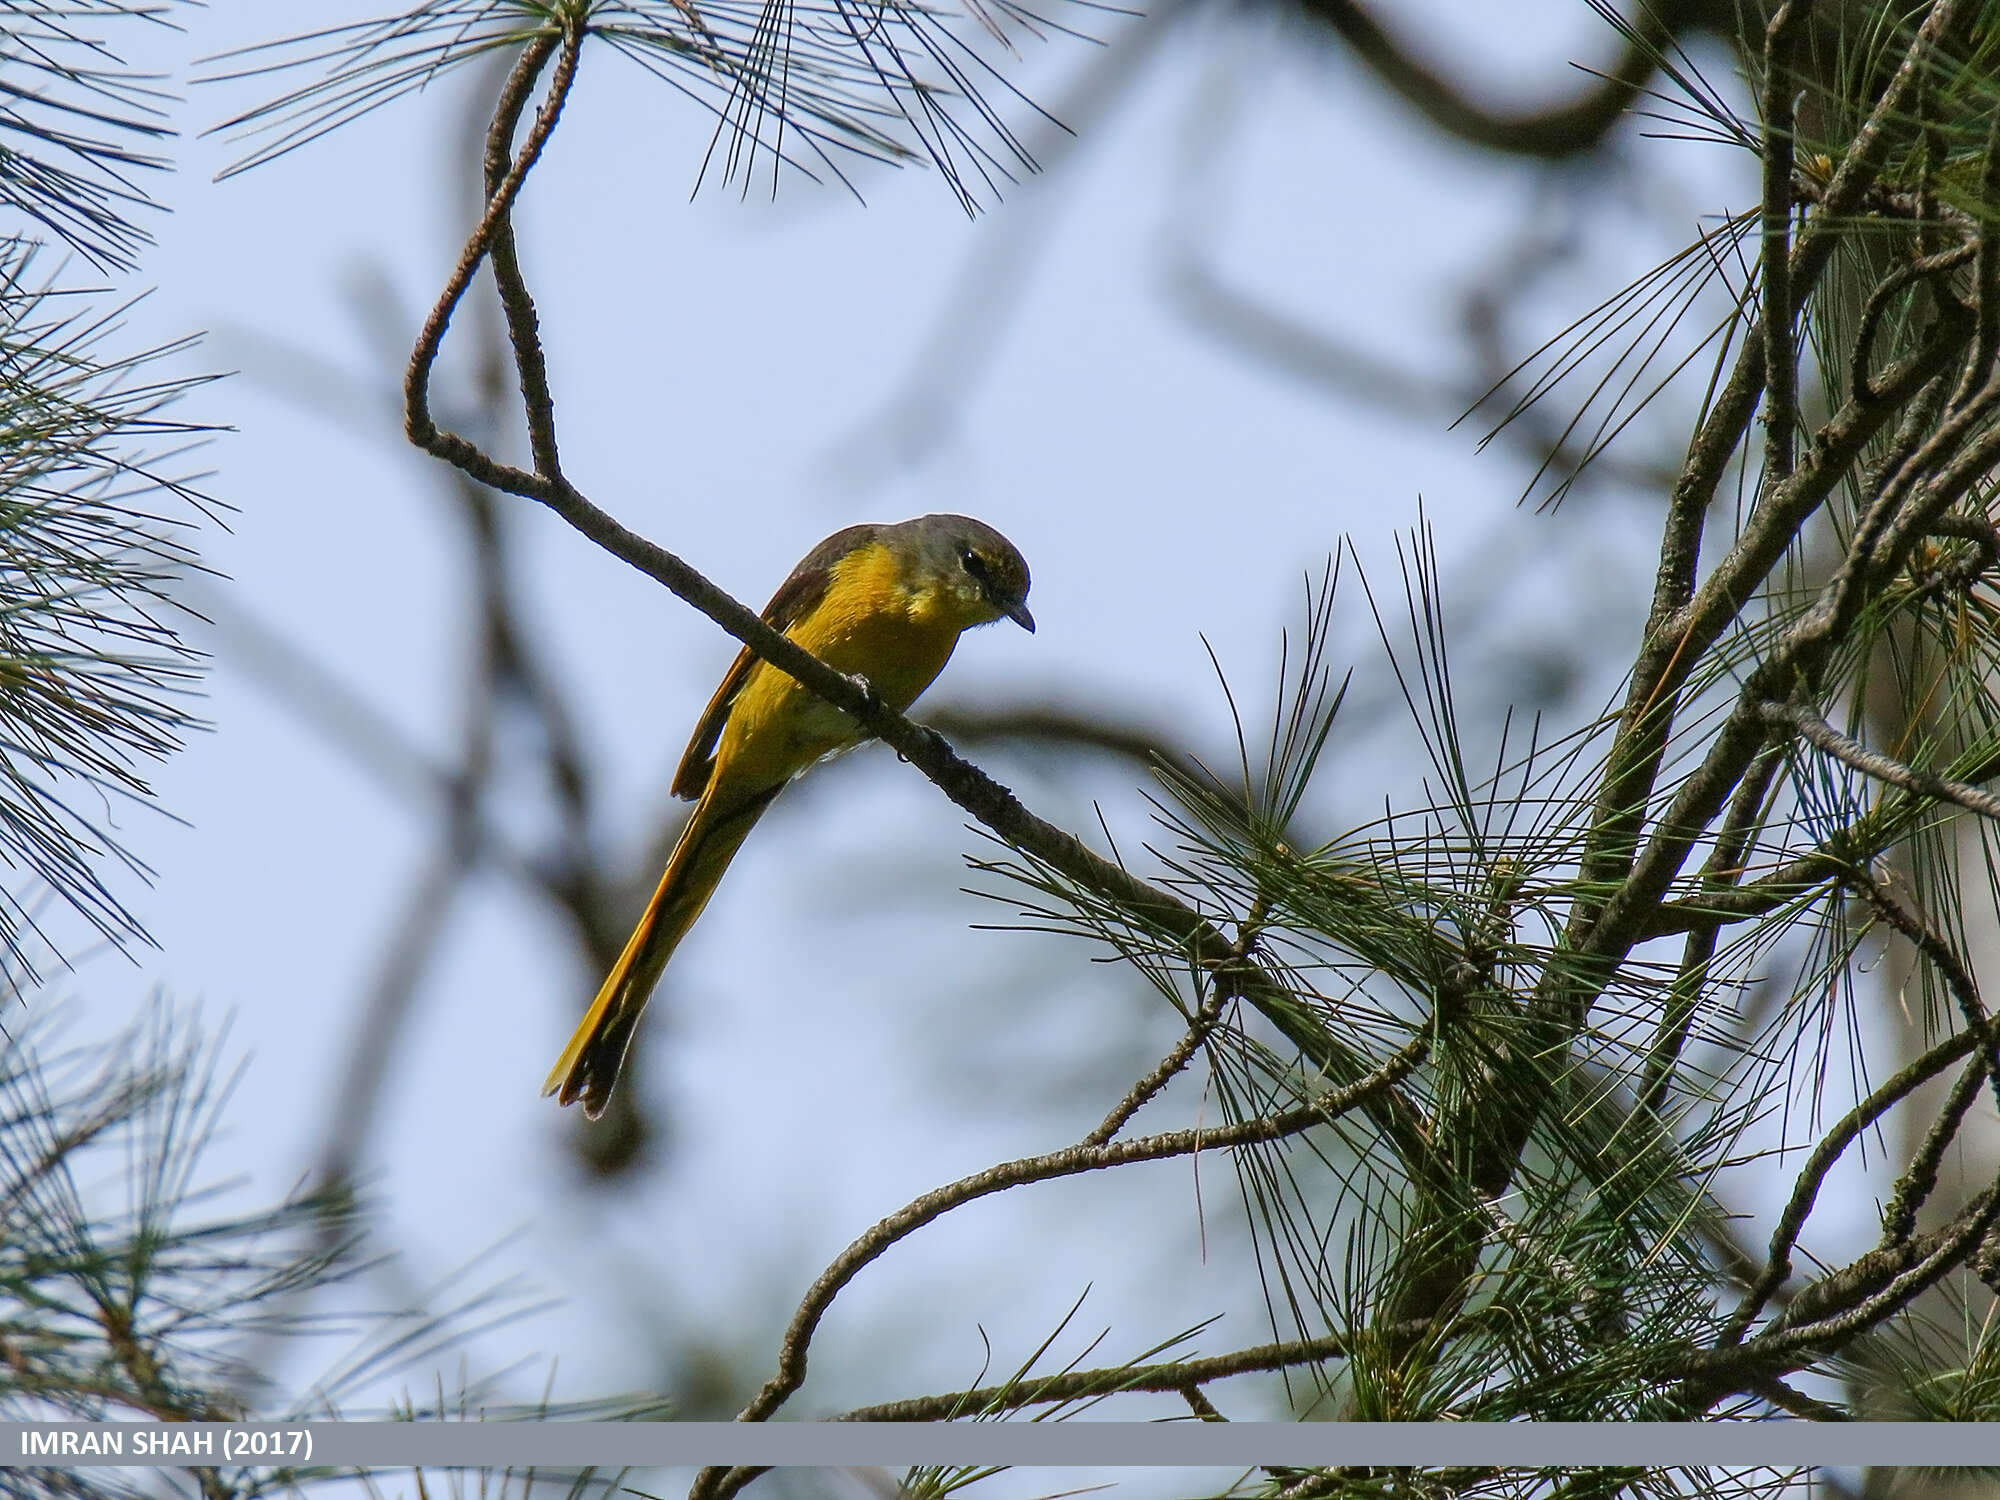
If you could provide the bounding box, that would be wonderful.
[845,671,881,712]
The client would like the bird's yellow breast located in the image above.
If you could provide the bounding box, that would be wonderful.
[706,541,969,802]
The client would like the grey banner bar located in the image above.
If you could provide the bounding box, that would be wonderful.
[3,1422,2000,1468]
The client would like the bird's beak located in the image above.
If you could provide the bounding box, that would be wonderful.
[1002,598,1035,633]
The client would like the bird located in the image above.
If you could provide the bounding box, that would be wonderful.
[544,513,1035,1119]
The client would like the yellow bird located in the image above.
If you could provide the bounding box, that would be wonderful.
[544,514,1035,1118]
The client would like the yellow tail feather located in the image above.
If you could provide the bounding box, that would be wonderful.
[543,786,778,1118]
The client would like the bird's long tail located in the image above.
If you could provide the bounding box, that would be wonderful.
[543,783,781,1118]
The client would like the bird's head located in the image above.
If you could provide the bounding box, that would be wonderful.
[904,514,1035,633]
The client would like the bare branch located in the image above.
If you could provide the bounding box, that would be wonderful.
[833,1329,1360,1421]
[1852,244,1978,402]
[1744,1374,1848,1421]
[404,30,576,484]
[1762,700,2000,823]
[1882,1051,1988,1246]
[1180,1384,1226,1421]
[1083,988,1227,1148]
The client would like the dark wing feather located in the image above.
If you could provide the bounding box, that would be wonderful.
[669,525,877,801]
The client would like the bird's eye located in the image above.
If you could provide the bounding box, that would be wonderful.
[959,547,988,580]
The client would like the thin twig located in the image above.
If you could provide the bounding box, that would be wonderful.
[404,31,573,477]
[1643,730,2000,941]
[1762,699,2000,822]
[1856,873,1991,1036]
[1852,871,2000,1242]
[1179,1384,1225,1421]
[833,1329,1362,1421]
[1746,1374,1848,1420]
[1785,0,1981,299]
[478,33,569,483]
[1882,1052,1987,1246]
[1084,988,1226,1147]
[1851,244,1978,403]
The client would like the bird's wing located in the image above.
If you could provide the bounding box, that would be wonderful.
[669,524,879,801]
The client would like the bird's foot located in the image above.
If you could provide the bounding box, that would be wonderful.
[844,671,882,714]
